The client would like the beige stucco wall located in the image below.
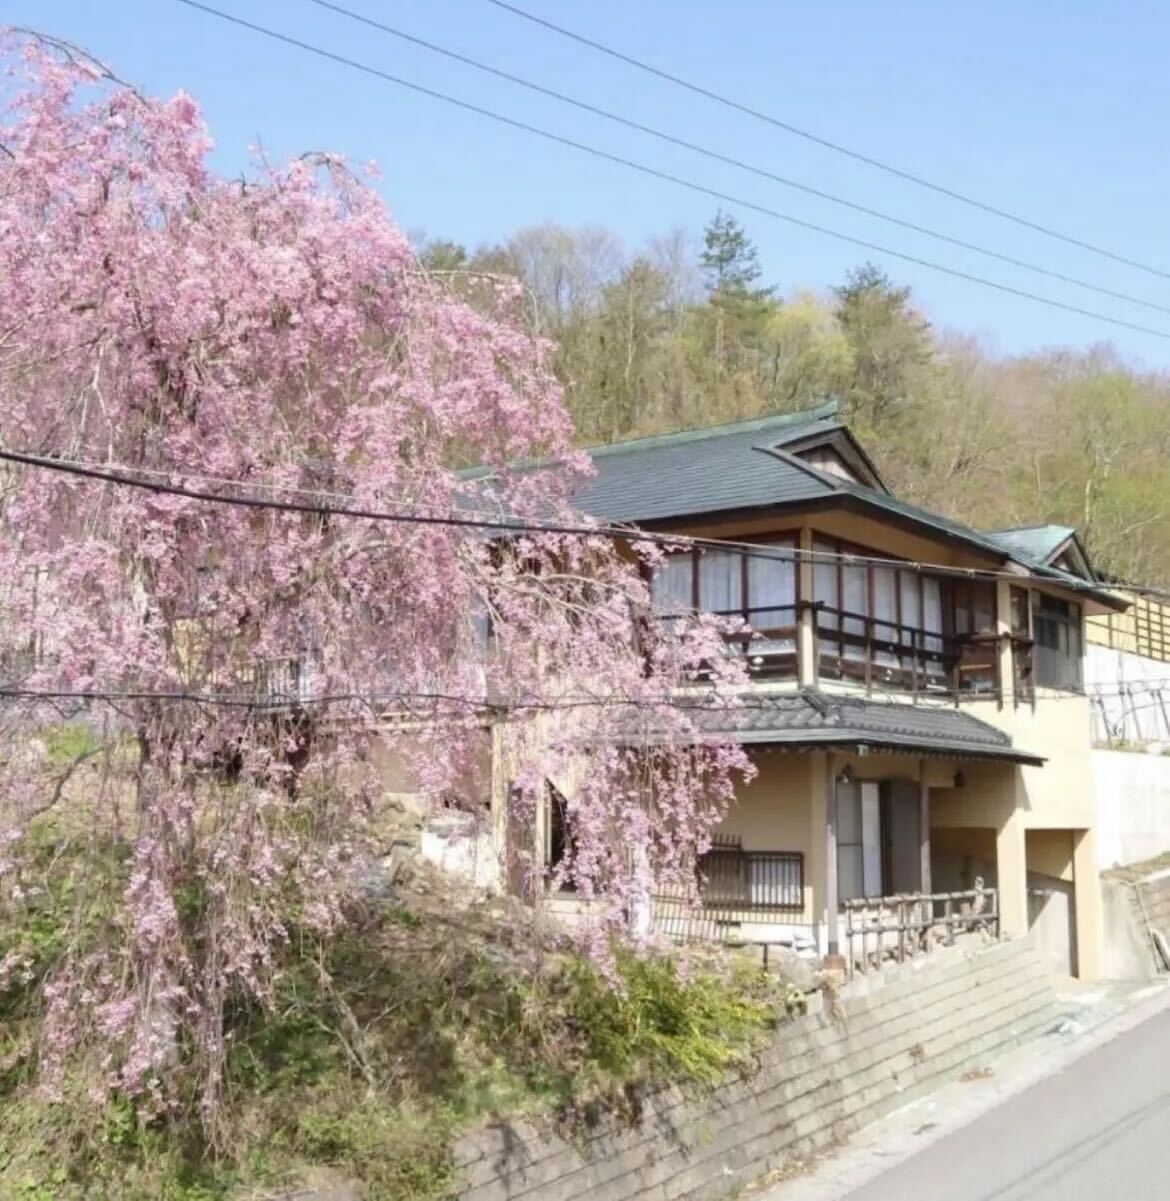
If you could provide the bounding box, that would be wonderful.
[964,693,1096,830]
[1026,828,1075,882]
[714,749,816,922]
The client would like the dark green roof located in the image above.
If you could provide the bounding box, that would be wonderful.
[573,402,843,523]
[983,525,1076,566]
[572,406,1125,609]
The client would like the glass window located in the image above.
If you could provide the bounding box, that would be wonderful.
[651,553,693,616]
[953,580,997,637]
[841,563,868,662]
[837,781,883,901]
[813,540,839,632]
[746,548,794,628]
[837,782,863,901]
[698,549,742,614]
[1034,594,1083,690]
[872,566,898,668]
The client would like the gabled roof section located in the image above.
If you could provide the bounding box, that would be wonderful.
[984,525,1077,568]
[571,405,1124,611]
[983,524,1096,582]
[575,403,1017,562]
[574,400,850,524]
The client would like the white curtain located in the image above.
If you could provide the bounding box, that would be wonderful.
[747,547,795,652]
[873,566,898,668]
[652,553,693,615]
[842,563,868,662]
[923,576,945,678]
[698,549,741,614]
[813,540,839,632]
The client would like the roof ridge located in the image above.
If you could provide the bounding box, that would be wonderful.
[984,522,1074,535]
[587,399,841,459]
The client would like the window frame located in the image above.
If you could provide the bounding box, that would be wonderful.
[650,535,800,646]
[1032,592,1084,691]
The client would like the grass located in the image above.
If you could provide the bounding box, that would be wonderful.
[0,822,801,1201]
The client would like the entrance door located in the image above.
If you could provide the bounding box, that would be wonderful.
[837,778,924,901]
[837,781,882,900]
[884,779,922,895]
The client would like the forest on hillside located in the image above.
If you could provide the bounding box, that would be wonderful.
[419,214,1170,587]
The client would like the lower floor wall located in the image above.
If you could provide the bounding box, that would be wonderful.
[455,938,1061,1201]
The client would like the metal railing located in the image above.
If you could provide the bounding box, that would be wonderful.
[842,886,999,975]
[650,840,807,946]
[700,845,804,911]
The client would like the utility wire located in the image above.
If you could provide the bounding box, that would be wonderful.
[0,682,1154,708]
[0,685,787,712]
[305,0,1170,319]
[485,0,1170,284]
[172,0,1170,343]
[5,444,1170,602]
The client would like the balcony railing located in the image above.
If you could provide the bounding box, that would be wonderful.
[694,601,1003,701]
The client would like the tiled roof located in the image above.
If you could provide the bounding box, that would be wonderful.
[659,690,1044,764]
[574,403,1017,561]
[570,406,1123,609]
[573,403,843,523]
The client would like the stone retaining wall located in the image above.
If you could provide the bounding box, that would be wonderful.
[1137,868,1170,939]
[455,938,1060,1201]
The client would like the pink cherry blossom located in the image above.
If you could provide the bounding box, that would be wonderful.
[0,30,749,1124]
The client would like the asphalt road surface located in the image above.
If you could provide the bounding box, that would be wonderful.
[840,1006,1170,1200]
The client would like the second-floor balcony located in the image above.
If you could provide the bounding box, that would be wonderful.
[652,540,1086,705]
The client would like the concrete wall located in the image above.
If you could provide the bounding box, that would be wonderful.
[1137,869,1170,945]
[1085,645,1170,748]
[1099,875,1158,981]
[455,939,1060,1201]
[1093,749,1170,870]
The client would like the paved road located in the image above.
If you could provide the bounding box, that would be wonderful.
[840,1006,1170,1201]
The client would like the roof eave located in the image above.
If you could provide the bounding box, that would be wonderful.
[709,729,1046,766]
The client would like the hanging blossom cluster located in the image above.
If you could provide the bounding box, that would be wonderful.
[0,33,750,1120]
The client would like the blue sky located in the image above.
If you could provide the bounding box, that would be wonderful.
[12,1,1170,364]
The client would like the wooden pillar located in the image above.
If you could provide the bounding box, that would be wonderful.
[996,799,1028,938]
[1073,828,1102,981]
[825,752,840,956]
[489,719,508,893]
[918,757,932,895]
[798,527,817,688]
[995,578,1015,707]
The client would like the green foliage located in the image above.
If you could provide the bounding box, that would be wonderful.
[43,724,102,766]
[555,951,781,1088]
[294,1098,456,1201]
[701,210,769,302]
[2,867,793,1201]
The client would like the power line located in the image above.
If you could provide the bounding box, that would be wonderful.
[6,444,1170,602]
[171,0,1170,344]
[304,0,1170,320]
[0,681,1154,708]
[485,0,1170,285]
